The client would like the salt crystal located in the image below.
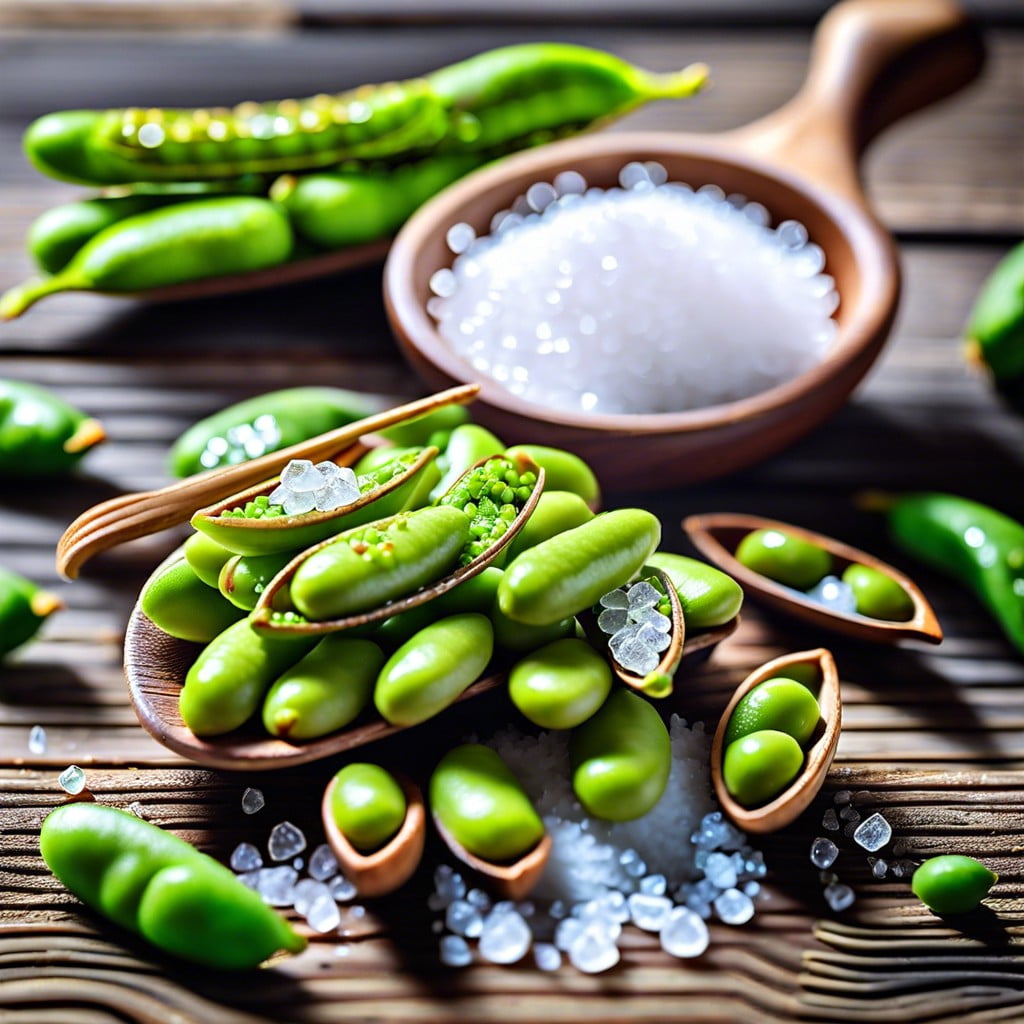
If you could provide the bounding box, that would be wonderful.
[714,888,755,925]
[282,490,318,516]
[330,875,356,902]
[628,893,673,931]
[28,725,47,754]
[810,837,839,869]
[553,170,587,196]
[634,607,671,632]
[555,917,584,951]
[516,901,535,918]
[871,858,889,879]
[349,905,366,919]
[705,852,738,889]
[743,881,760,898]
[599,589,629,609]
[636,621,671,652]
[268,821,307,861]
[840,805,860,822]
[598,890,630,922]
[446,899,484,938]
[533,942,562,971]
[822,807,839,831]
[568,923,620,974]
[440,934,473,967]
[230,842,263,872]
[806,576,857,614]
[853,813,892,852]
[308,844,339,881]
[292,857,304,870]
[281,459,322,492]
[241,787,265,814]
[640,874,667,896]
[824,882,855,912]
[627,581,660,610]
[433,865,466,906]
[431,920,445,934]
[255,866,298,906]
[660,906,710,958]
[293,879,331,916]
[478,910,531,964]
[597,608,629,633]
[58,765,85,795]
[549,899,567,919]
[834,790,852,806]
[446,222,476,255]
[466,888,491,911]
[489,900,515,917]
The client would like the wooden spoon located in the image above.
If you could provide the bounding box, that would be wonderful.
[683,512,942,644]
[432,814,552,902]
[321,772,426,898]
[711,648,841,834]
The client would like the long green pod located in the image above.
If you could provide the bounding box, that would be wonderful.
[965,241,1024,390]
[140,557,246,642]
[646,551,743,629]
[430,423,505,502]
[503,490,595,563]
[1,197,293,319]
[183,531,234,588]
[40,803,305,968]
[886,492,1024,655]
[219,551,297,611]
[0,566,62,658]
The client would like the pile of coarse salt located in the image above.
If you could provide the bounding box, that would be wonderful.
[428,162,839,416]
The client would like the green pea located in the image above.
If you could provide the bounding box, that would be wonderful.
[0,566,61,659]
[329,763,407,852]
[490,596,575,653]
[570,687,671,821]
[735,528,832,589]
[377,403,470,448]
[499,509,661,626]
[262,635,383,739]
[180,619,314,736]
[374,613,494,726]
[219,550,295,611]
[40,803,305,969]
[646,551,743,629]
[722,729,804,808]
[290,505,470,621]
[141,557,246,642]
[504,444,600,507]
[430,743,544,862]
[841,563,914,620]
[911,855,998,914]
[429,423,506,502]
[509,637,611,729]
[504,490,596,564]
[171,386,386,477]
[183,531,234,588]
[0,379,105,475]
[724,677,820,747]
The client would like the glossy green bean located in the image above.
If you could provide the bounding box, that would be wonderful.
[183,531,234,588]
[329,763,407,852]
[219,551,296,611]
[140,557,246,642]
[430,423,506,502]
[722,730,804,807]
[0,566,62,658]
[40,803,305,968]
[840,563,914,621]
[911,855,998,914]
[377,403,470,448]
[965,242,1024,395]
[503,490,595,564]
[509,637,611,729]
[723,677,820,747]
[646,551,744,629]
[735,528,832,590]
[504,445,599,507]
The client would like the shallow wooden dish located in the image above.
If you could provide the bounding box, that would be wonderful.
[383,0,982,490]
[684,512,942,644]
[321,772,426,898]
[711,647,841,834]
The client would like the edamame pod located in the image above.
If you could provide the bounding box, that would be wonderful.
[140,557,246,642]
[430,743,544,862]
[646,551,744,629]
[0,379,105,475]
[509,637,611,729]
[965,242,1024,393]
[504,490,595,564]
[1,197,293,319]
[183,531,234,588]
[219,551,296,611]
[430,423,506,502]
[499,508,661,626]
[180,619,314,736]
[504,444,600,507]
[40,803,305,968]
[262,635,384,739]
[569,687,671,821]
[374,612,493,726]
[171,386,387,477]
[329,763,407,852]
[0,566,62,658]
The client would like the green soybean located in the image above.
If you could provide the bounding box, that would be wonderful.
[911,855,998,914]
[40,803,305,969]
[504,444,600,507]
[509,637,612,729]
[430,743,544,862]
[490,597,575,653]
[180,619,314,736]
[723,677,820,747]
[374,613,493,726]
[140,557,246,642]
[841,563,913,621]
[171,386,386,477]
[722,729,804,808]
[290,505,470,621]
[183,531,234,588]
[329,763,407,852]
[499,508,661,626]
[1,197,293,319]
[219,551,295,611]
[262,635,383,739]
[965,241,1024,393]
[570,687,671,821]
[0,379,105,475]
[430,423,506,502]
[646,551,743,629]
[735,528,832,590]
[504,490,596,564]
[0,566,62,658]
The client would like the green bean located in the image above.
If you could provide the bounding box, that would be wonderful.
[504,444,600,507]
[509,637,611,729]
[722,730,804,807]
[329,764,407,852]
[377,403,469,448]
[646,551,743,629]
[430,743,543,862]
[430,423,506,502]
[0,566,62,658]
[735,528,832,590]
[1,197,293,319]
[183,531,234,588]
[965,242,1024,398]
[489,596,575,653]
[140,557,246,642]
[41,803,305,968]
[219,551,296,611]
[723,677,820,747]
[0,379,105,475]
[840,563,913,621]
[504,490,595,564]
[911,855,998,914]
[262,635,383,739]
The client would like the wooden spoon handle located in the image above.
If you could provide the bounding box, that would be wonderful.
[729,0,984,202]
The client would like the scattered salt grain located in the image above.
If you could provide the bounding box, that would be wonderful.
[306,893,341,933]
[268,821,307,861]
[714,888,755,925]
[704,851,738,889]
[440,934,473,967]
[555,917,584,951]
[466,888,491,912]
[822,807,839,831]
[806,576,857,614]
[293,879,331,916]
[128,801,146,819]
[824,882,856,912]
[871,858,889,879]
[28,725,47,754]
[292,857,305,870]
[478,910,531,965]
[349,905,366,919]
[241,787,265,815]
[254,866,298,906]
[834,790,852,806]
[230,842,263,872]
[58,765,85,795]
[853,813,892,852]
[533,942,562,972]
[446,899,484,938]
[628,893,673,932]
[330,875,357,902]
[568,923,620,974]
[810,837,839,869]
[660,907,710,959]
[840,805,860,822]
[308,843,339,881]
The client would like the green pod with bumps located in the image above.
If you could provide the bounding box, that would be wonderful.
[262,635,384,739]
[374,612,493,726]
[219,550,296,611]
[40,803,305,968]
[504,490,595,564]
[499,508,661,626]
[722,729,804,808]
[912,855,998,914]
[646,551,744,629]
[841,563,914,621]
[0,566,62,658]
[735,528,832,590]
[183,531,234,588]
[429,423,506,502]
[504,444,599,508]
[570,687,671,821]
[430,743,544,862]
[141,557,246,642]
[329,763,408,852]
[509,637,611,729]
[1,197,293,319]
[723,677,820,747]
[180,619,314,736]
[290,505,470,621]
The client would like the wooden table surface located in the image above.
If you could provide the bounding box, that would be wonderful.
[1,5,1023,1022]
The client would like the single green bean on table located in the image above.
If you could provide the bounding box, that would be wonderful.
[722,729,805,808]
[0,566,62,658]
[509,636,612,729]
[965,241,1024,399]
[329,763,408,853]
[735,528,833,590]
[40,803,305,969]
[140,557,246,642]
[646,551,743,629]
[0,379,105,475]
[723,677,820,747]
[911,855,998,915]
[840,563,914,621]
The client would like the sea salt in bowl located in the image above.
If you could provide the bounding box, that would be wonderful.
[384,131,900,491]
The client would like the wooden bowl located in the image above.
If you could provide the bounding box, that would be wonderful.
[711,648,841,834]
[383,0,982,491]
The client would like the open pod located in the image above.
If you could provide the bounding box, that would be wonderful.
[711,647,841,834]
[684,513,942,644]
[321,772,426,898]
